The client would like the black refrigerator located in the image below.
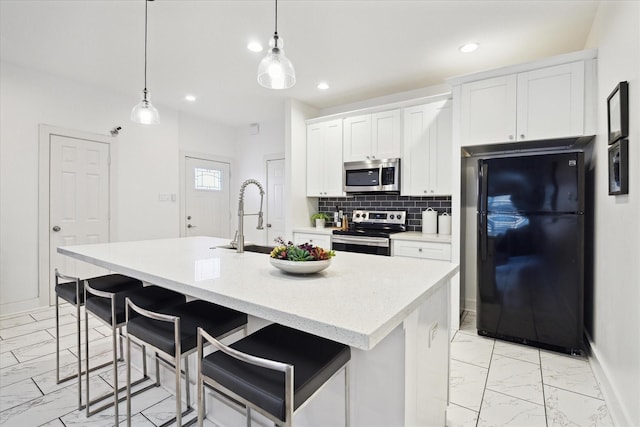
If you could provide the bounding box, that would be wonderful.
[477,151,585,354]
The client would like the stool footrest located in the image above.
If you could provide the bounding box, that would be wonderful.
[85,375,155,416]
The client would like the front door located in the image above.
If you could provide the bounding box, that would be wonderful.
[184,157,231,238]
[49,135,110,304]
[266,158,285,244]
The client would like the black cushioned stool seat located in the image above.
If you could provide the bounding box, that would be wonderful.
[83,285,186,424]
[56,274,142,305]
[86,285,185,325]
[124,300,248,426]
[53,270,143,412]
[201,323,351,422]
[127,300,248,356]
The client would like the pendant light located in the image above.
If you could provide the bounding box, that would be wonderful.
[131,0,159,124]
[257,0,296,90]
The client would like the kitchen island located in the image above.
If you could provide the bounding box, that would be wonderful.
[59,236,459,426]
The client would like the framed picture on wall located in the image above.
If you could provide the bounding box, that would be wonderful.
[607,81,629,144]
[608,139,629,195]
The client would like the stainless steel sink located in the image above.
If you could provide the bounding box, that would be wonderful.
[218,244,275,254]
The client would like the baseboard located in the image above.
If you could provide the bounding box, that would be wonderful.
[463,298,476,312]
[584,331,634,427]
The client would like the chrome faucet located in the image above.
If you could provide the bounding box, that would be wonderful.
[235,179,265,253]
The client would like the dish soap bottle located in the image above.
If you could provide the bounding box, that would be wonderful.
[334,205,340,227]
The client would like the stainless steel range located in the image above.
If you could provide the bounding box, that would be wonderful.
[332,210,406,256]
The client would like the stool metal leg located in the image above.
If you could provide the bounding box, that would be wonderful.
[197,330,204,427]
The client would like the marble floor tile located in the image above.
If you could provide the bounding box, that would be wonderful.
[493,340,540,364]
[486,354,544,405]
[0,376,112,427]
[446,403,479,427]
[0,314,35,330]
[451,331,494,368]
[540,350,603,399]
[38,418,65,427]
[545,384,614,427]
[30,304,78,322]
[0,377,43,412]
[141,395,197,426]
[0,348,77,388]
[12,328,105,363]
[0,330,53,354]
[45,315,105,339]
[0,350,18,368]
[449,359,488,412]
[130,413,158,426]
[93,325,114,338]
[0,314,76,340]
[31,350,114,395]
[478,389,547,427]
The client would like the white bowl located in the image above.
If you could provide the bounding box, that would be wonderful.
[269,258,332,274]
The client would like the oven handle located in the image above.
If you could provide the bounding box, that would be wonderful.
[332,235,389,247]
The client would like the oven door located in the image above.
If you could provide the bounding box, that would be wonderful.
[332,235,391,256]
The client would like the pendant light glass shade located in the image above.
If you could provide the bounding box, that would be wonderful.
[257,0,295,90]
[131,0,159,124]
[257,34,296,89]
[131,88,159,124]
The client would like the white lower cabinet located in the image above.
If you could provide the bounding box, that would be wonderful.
[292,232,332,249]
[392,239,451,261]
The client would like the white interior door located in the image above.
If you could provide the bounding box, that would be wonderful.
[185,157,231,238]
[49,135,110,304]
[266,158,285,244]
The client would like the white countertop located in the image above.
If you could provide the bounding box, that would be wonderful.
[390,231,452,243]
[58,236,458,350]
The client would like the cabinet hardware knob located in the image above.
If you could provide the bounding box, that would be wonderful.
[509,135,514,140]
[52,225,61,232]
[418,248,423,252]
[520,134,525,139]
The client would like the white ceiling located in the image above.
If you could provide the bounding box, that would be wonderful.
[0,0,600,127]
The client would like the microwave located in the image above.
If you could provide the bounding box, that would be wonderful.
[343,158,400,193]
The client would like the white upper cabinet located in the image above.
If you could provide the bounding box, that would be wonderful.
[402,101,452,196]
[343,109,401,162]
[460,61,586,146]
[307,119,344,197]
[516,62,585,141]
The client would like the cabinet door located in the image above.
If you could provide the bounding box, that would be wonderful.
[293,232,331,249]
[402,104,439,196]
[517,61,584,141]
[306,123,325,197]
[460,75,517,146]
[343,114,372,162]
[431,104,452,195]
[372,109,401,159]
[323,120,344,196]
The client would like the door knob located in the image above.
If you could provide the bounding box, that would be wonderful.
[187,224,196,228]
[267,224,272,228]
[52,226,61,232]
[187,215,192,220]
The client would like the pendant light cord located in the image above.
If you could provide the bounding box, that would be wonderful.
[143,0,148,91]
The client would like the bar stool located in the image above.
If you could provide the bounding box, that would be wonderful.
[54,269,143,410]
[84,283,186,424]
[197,323,351,427]
[125,299,248,426]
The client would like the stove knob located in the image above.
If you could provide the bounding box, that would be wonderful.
[355,213,361,218]
[390,214,395,220]
[362,213,367,219]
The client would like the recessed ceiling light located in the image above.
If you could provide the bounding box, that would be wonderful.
[317,82,330,90]
[247,41,263,52]
[185,95,196,102]
[459,42,479,53]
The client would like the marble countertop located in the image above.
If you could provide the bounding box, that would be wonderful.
[58,236,458,350]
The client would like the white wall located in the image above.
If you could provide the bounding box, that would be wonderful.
[0,61,239,313]
[584,3,640,426]
[233,111,286,246]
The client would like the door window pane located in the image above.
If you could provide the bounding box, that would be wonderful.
[194,168,222,191]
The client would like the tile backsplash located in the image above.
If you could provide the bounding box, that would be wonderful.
[317,195,451,232]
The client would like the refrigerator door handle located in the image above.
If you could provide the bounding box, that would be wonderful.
[479,214,488,261]
[479,161,488,214]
